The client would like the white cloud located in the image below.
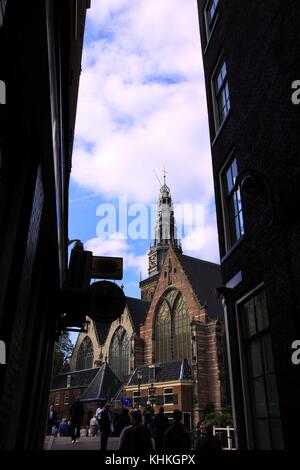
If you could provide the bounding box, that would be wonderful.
[73,0,219,264]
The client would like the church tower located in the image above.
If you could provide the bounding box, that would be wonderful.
[148,173,182,277]
[140,174,182,301]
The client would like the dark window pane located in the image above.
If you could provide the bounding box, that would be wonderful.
[252,377,268,418]
[265,374,280,417]
[248,339,263,378]
[261,334,274,374]
[242,298,256,337]
[255,291,269,331]
[253,419,272,450]
[270,419,284,450]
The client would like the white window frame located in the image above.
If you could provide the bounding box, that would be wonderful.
[211,56,231,134]
[219,150,244,253]
[163,387,174,405]
[204,0,219,40]
[64,391,69,405]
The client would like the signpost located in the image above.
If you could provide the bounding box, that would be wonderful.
[148,385,156,405]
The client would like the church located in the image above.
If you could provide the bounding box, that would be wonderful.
[50,179,230,429]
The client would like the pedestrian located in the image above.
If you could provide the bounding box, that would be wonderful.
[58,418,68,437]
[152,407,169,451]
[163,409,191,451]
[195,423,222,451]
[89,415,98,437]
[119,410,153,452]
[69,398,84,443]
[143,401,154,430]
[96,400,111,451]
[47,404,57,435]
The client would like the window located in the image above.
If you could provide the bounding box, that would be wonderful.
[155,289,192,364]
[76,336,94,370]
[221,156,244,251]
[66,375,71,388]
[205,0,219,39]
[0,1,7,29]
[109,327,130,380]
[239,290,283,449]
[64,392,69,405]
[164,388,174,404]
[55,393,60,406]
[212,60,231,131]
[0,80,5,104]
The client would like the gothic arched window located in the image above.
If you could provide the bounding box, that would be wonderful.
[155,301,172,363]
[173,294,191,361]
[155,289,191,364]
[109,327,130,380]
[76,336,94,370]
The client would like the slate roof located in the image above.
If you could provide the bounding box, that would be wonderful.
[94,297,150,344]
[51,367,99,390]
[177,253,223,320]
[94,322,111,346]
[79,363,121,402]
[127,359,192,386]
[126,296,150,330]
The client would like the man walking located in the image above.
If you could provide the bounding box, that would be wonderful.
[96,400,111,451]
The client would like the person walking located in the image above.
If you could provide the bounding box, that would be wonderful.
[119,410,153,452]
[152,407,169,451]
[163,409,190,451]
[96,400,111,451]
[195,423,222,451]
[47,405,57,435]
[69,398,84,443]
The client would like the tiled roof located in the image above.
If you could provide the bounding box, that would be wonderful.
[93,297,149,344]
[51,367,99,390]
[80,363,121,402]
[126,297,150,330]
[177,253,223,320]
[127,359,192,386]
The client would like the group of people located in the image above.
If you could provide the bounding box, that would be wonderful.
[47,400,222,451]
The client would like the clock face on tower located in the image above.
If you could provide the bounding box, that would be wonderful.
[149,253,157,268]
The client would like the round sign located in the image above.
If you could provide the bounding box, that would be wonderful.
[89,281,126,323]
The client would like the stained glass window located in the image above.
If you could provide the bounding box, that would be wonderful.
[174,295,191,362]
[155,301,172,363]
[109,327,130,380]
[76,336,94,370]
[155,289,191,363]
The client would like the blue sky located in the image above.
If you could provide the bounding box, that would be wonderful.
[69,0,219,308]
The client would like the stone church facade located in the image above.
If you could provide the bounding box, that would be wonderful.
[67,180,230,428]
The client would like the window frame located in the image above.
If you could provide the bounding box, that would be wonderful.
[164,387,174,405]
[211,56,231,133]
[219,152,244,253]
[235,286,283,450]
[204,0,219,41]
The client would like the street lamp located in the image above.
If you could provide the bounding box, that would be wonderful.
[137,372,142,409]
[233,169,276,227]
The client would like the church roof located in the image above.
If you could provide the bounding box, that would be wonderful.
[126,296,150,329]
[79,363,121,402]
[177,253,223,320]
[127,359,192,386]
[94,297,150,344]
[94,322,111,346]
[51,367,100,390]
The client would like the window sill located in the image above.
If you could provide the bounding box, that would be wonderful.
[221,235,244,264]
[212,108,232,147]
[204,13,220,55]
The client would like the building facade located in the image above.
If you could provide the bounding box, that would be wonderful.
[69,180,230,428]
[197,0,300,449]
[0,0,89,449]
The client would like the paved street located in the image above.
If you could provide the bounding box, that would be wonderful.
[44,436,120,451]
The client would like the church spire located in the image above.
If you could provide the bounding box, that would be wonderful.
[148,172,182,276]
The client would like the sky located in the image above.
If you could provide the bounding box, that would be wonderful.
[69,0,219,305]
